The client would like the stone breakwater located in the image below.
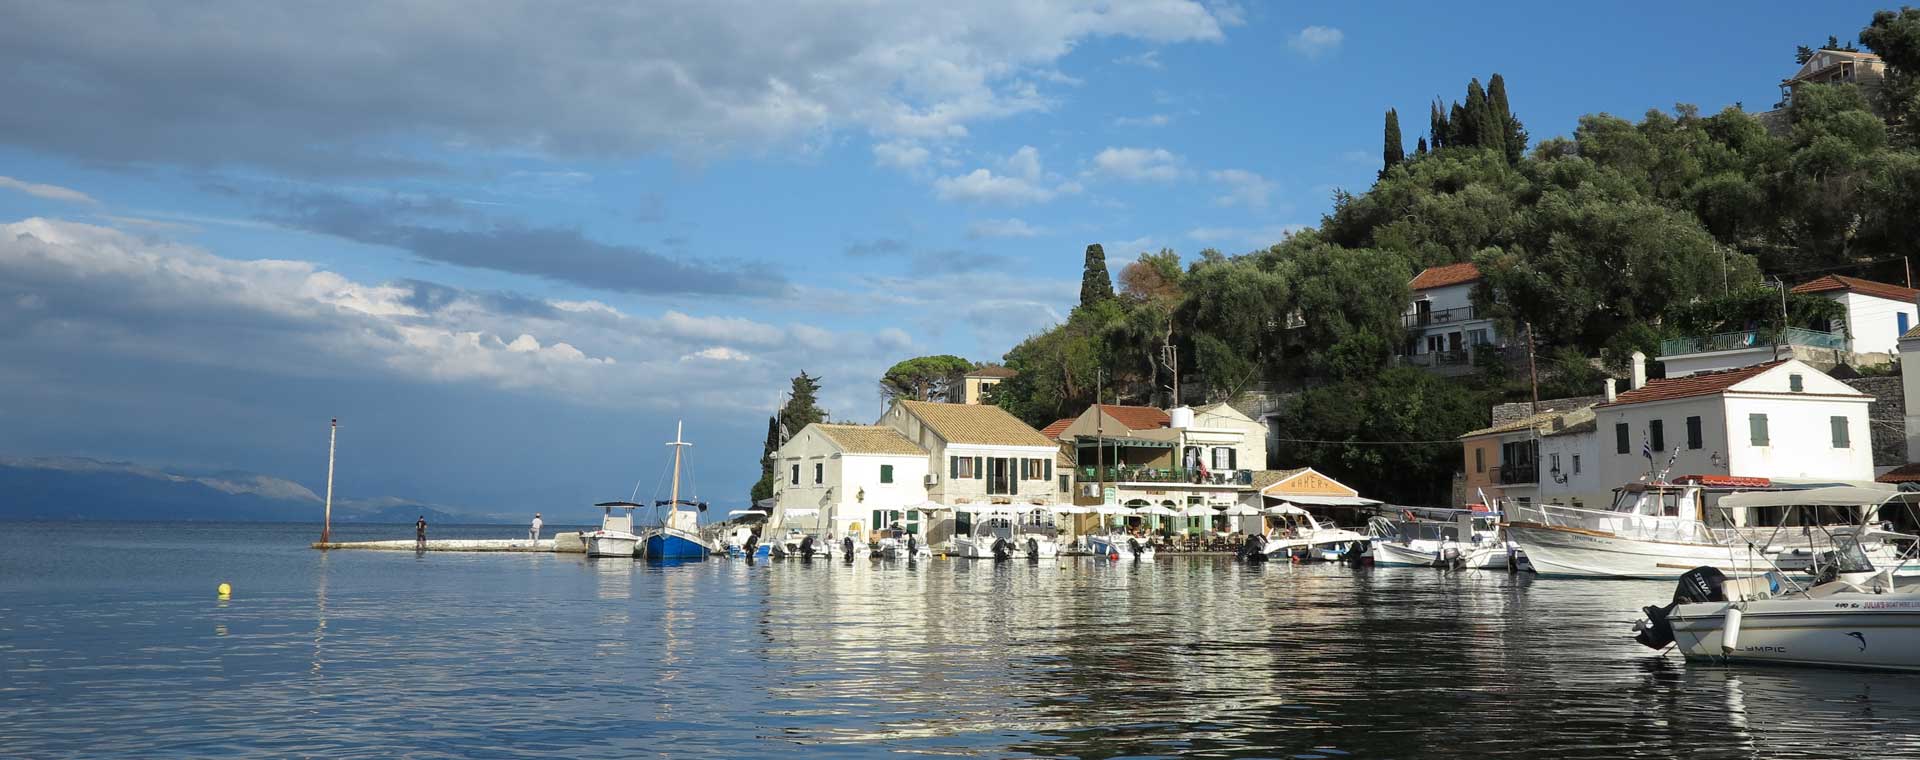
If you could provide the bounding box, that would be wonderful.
[312,533,587,553]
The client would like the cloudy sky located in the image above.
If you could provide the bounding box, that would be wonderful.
[0,1,1884,519]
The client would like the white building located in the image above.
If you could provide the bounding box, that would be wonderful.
[1399,262,1502,375]
[1593,358,1873,516]
[770,423,930,541]
[878,399,1064,543]
[1790,274,1920,358]
[1536,414,1603,509]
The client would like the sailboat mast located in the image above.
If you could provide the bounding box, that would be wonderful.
[668,420,688,523]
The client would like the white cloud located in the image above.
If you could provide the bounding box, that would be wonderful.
[1114,113,1172,128]
[1114,50,1163,69]
[2,2,1234,171]
[1108,236,1155,254]
[0,176,98,205]
[872,140,931,171]
[1089,147,1185,182]
[686,346,751,362]
[934,145,1079,205]
[1208,168,1275,209]
[1286,26,1343,59]
[968,218,1045,239]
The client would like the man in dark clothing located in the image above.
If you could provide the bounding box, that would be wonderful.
[415,516,428,550]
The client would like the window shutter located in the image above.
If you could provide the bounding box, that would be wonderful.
[1010,466,1018,495]
[1686,416,1702,450]
[950,456,959,478]
[1045,459,1053,481]
[1650,420,1665,452]
[1228,448,1237,470]
[974,457,984,479]
[1615,423,1630,454]
[1832,416,1850,448]
[1750,414,1769,446]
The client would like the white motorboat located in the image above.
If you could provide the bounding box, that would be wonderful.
[1262,503,1367,559]
[1632,490,1920,672]
[584,501,642,558]
[875,530,930,559]
[1012,509,1062,559]
[1505,476,1806,579]
[1368,509,1507,569]
[1087,531,1155,561]
[953,513,1019,559]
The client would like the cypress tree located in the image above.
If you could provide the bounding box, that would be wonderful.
[1488,73,1528,165]
[1463,78,1488,149]
[1416,136,1428,155]
[1382,108,1405,172]
[1079,244,1115,308]
[1429,100,1447,149]
[1447,101,1467,148]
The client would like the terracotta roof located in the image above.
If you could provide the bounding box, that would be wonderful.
[1038,418,1075,441]
[1790,274,1920,304]
[898,400,1057,448]
[1249,468,1308,491]
[1600,362,1782,407]
[1094,404,1171,431]
[1879,463,1920,484]
[1460,410,1565,439]
[965,365,1019,379]
[1903,325,1920,341]
[1409,262,1481,291]
[813,424,926,456]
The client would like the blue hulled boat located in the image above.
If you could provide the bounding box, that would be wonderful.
[639,421,712,561]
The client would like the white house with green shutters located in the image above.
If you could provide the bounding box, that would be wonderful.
[879,400,1064,544]
[770,423,930,542]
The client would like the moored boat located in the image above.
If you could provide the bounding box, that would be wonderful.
[584,501,642,558]
[638,421,712,561]
[1505,476,1807,579]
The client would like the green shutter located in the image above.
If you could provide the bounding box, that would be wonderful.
[1615,423,1629,454]
[974,457,984,479]
[1750,414,1769,446]
[1045,459,1053,481]
[950,456,958,478]
[1831,416,1850,448]
[880,464,893,483]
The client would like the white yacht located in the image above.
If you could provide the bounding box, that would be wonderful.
[583,501,642,558]
[1505,476,1811,579]
[1368,509,1507,568]
[1261,504,1368,559]
[1633,488,1920,671]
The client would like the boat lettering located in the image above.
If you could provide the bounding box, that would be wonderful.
[1861,601,1920,609]
[1739,645,1788,653]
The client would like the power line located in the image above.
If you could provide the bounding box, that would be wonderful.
[1273,436,1464,446]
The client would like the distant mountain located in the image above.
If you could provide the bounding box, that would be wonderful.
[0,457,500,523]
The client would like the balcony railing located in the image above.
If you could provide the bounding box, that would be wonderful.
[1078,467,1254,486]
[1405,305,1479,328]
[1497,462,1537,485]
[1659,327,1846,357]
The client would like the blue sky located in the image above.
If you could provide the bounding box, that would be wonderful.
[0,1,1891,519]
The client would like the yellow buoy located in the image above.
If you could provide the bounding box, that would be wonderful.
[217,582,232,597]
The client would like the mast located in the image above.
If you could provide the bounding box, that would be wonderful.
[667,420,690,528]
[321,418,337,545]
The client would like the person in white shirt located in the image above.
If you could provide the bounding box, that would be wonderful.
[529,512,543,541]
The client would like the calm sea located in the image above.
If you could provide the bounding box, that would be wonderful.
[3,521,1919,759]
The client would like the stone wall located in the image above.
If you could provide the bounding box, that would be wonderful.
[1489,394,1607,426]
[1841,375,1905,468]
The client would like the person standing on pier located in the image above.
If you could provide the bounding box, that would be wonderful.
[529,512,543,541]
[415,515,427,549]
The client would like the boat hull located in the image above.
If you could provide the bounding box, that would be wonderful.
[641,529,709,560]
[1506,523,1769,579]
[1669,598,1920,672]
[585,532,640,558]
[1086,535,1154,561]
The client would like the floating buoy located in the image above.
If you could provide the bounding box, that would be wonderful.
[1721,606,1744,654]
[217,582,232,598]
[1109,551,1120,561]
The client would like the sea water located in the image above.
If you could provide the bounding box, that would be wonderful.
[3,521,1919,758]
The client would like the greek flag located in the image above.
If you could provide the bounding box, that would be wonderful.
[1641,434,1653,462]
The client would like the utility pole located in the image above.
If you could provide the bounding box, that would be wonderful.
[1524,322,1540,416]
[1095,368,1106,505]
[1772,276,1789,360]
[320,418,337,546]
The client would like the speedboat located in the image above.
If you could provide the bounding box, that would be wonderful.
[1261,503,1367,560]
[953,514,1018,559]
[1632,490,1920,672]
[1087,530,1155,561]
[638,422,711,561]
[1012,512,1061,560]
[584,501,642,558]
[875,529,930,559]
[1368,508,1507,569]
[1505,475,1805,579]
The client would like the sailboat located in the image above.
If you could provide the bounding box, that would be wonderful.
[639,421,711,561]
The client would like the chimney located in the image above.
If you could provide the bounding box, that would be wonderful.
[1630,351,1647,390]
[1603,378,1616,403]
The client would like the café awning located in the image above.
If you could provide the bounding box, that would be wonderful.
[1077,436,1177,449]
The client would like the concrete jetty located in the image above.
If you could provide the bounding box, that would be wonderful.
[312,532,588,553]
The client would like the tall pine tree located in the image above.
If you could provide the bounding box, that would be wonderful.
[1462,78,1488,149]
[1429,100,1447,150]
[1447,101,1467,148]
[1487,73,1528,164]
[1382,108,1405,173]
[1416,136,1428,155]
[749,415,780,503]
[1079,244,1115,309]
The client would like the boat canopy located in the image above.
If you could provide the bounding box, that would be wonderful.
[726,509,769,518]
[1717,486,1907,510]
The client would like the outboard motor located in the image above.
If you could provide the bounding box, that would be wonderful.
[800,535,817,560]
[992,537,1012,561]
[1127,537,1143,561]
[744,532,759,557]
[1026,537,1041,562]
[1634,566,1728,650]
[1439,546,1464,569]
[842,535,856,562]
[1241,534,1267,563]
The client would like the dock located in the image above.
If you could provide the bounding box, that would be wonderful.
[312,532,588,553]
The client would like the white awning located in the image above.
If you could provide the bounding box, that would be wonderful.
[1094,504,1131,516]
[1264,494,1381,507]
[1716,486,1910,510]
[954,504,1018,515]
[1181,505,1216,517]
[1138,505,1181,516]
[782,508,821,518]
[726,509,769,518]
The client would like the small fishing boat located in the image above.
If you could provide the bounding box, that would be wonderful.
[584,501,642,558]
[721,510,771,559]
[639,422,711,561]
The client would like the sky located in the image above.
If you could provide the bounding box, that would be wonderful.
[0,0,1894,521]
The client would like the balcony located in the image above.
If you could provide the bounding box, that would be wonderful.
[1405,305,1480,328]
[1497,462,1538,485]
[1077,467,1254,487]
[1659,327,1846,357]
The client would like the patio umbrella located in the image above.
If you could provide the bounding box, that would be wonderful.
[1222,504,1262,517]
[1181,504,1216,517]
[1140,505,1181,517]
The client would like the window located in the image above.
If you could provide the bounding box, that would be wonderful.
[1902,312,1911,336]
[1550,453,1561,473]
[1615,423,1630,454]
[1649,419,1665,452]
[1572,454,1581,475]
[880,464,894,484]
[814,463,823,484]
[956,511,972,535]
[790,464,799,485]
[1058,475,1070,493]
[1468,328,1490,346]
[952,456,978,479]
[906,509,920,535]
[1686,416,1703,450]
[1789,374,1804,392]
[1212,447,1235,471]
[1831,416,1851,448]
[987,457,1016,495]
[1426,335,1444,353]
[1474,448,1484,473]
[1750,413,1770,446]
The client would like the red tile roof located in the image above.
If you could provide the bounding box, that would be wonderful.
[1790,274,1920,304]
[1094,404,1170,430]
[1038,418,1074,441]
[1409,262,1482,291]
[1600,362,1782,407]
[1879,463,1920,484]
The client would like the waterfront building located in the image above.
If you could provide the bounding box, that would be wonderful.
[1250,467,1380,526]
[960,365,1017,405]
[770,423,931,541]
[878,399,1063,543]
[1458,396,1603,509]
[1593,358,1873,524]
[1397,262,1506,376]
[1056,403,1264,504]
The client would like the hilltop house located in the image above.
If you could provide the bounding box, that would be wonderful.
[1658,274,1915,378]
[960,365,1017,405]
[770,424,931,541]
[1777,48,1886,109]
[1791,274,1919,358]
[1399,263,1504,375]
